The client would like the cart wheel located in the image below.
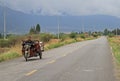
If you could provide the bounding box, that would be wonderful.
[24,53,28,61]
[39,52,42,59]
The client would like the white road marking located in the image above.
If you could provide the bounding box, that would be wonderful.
[25,70,37,76]
[83,69,94,72]
[47,60,56,64]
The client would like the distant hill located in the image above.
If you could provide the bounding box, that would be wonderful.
[0,6,120,34]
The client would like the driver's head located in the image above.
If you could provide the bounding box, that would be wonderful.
[28,36,31,40]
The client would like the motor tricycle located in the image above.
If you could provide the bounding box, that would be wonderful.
[22,40,42,61]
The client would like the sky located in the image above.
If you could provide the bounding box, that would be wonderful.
[1,0,120,17]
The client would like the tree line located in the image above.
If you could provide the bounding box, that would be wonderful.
[103,28,120,36]
[1,25,120,39]
[29,24,41,34]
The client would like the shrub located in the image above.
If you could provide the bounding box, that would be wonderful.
[92,33,98,38]
[41,33,53,42]
[108,33,115,37]
[60,33,68,41]
[69,32,77,39]
[0,39,11,48]
[80,34,85,39]
[0,38,18,48]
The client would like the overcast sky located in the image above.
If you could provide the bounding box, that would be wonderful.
[1,0,120,17]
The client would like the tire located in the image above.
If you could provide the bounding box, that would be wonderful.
[24,53,28,61]
[39,52,42,59]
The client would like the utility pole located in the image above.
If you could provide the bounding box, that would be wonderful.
[3,2,6,40]
[57,16,60,39]
[82,24,84,33]
[116,28,118,36]
[81,17,85,34]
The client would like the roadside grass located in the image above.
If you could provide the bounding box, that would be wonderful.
[108,37,120,63]
[0,44,22,62]
[0,39,77,62]
[45,39,77,50]
[0,48,10,54]
[0,36,97,62]
[0,52,20,62]
[108,36,120,80]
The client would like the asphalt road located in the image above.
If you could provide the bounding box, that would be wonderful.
[0,36,115,81]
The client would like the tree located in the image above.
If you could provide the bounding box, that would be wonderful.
[29,27,36,34]
[92,32,98,38]
[112,28,120,35]
[29,24,41,34]
[103,28,110,36]
[0,33,2,38]
[36,24,40,34]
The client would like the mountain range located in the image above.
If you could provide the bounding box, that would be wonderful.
[0,6,120,34]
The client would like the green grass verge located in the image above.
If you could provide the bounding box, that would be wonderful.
[0,37,96,62]
[108,37,120,63]
[0,52,20,62]
[45,39,77,50]
[45,37,97,50]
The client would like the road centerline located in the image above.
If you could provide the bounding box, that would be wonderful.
[47,60,56,64]
[25,70,37,76]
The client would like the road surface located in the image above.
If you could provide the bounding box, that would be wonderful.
[0,37,115,81]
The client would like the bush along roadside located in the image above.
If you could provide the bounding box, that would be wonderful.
[45,39,76,50]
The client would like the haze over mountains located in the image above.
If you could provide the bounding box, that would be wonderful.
[0,6,120,34]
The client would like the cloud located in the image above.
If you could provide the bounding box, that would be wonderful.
[1,0,120,17]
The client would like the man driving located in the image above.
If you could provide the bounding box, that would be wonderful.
[25,36,34,49]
